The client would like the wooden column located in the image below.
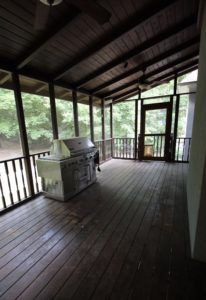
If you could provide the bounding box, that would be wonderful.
[12,72,34,196]
[89,95,94,142]
[172,94,180,161]
[72,90,79,137]
[101,98,106,161]
[110,102,113,157]
[173,73,177,96]
[48,82,58,139]
[165,95,173,162]
[171,73,177,161]
[134,98,138,160]
[139,99,144,160]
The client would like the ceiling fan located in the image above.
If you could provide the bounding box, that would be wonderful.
[137,69,169,91]
[34,0,111,30]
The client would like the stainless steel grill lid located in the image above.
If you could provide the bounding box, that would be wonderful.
[43,137,95,161]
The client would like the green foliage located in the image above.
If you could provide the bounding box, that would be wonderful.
[0,82,189,152]
[113,102,135,138]
[56,99,75,139]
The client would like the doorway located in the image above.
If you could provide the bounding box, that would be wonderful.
[138,101,172,161]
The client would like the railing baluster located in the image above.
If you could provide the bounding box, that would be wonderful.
[4,162,14,205]
[182,138,186,162]
[177,138,180,161]
[12,160,21,202]
[32,155,39,193]
[187,138,191,162]
[0,174,6,209]
[19,158,27,199]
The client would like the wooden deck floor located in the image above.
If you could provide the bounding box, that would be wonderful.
[0,160,205,300]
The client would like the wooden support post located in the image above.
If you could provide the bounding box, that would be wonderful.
[134,98,138,160]
[139,99,144,160]
[72,90,79,137]
[12,73,34,196]
[89,95,94,142]
[165,95,173,162]
[48,82,58,139]
[172,94,180,161]
[173,73,177,96]
[101,98,106,161]
[110,102,113,157]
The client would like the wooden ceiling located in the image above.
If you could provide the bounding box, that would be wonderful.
[0,0,200,102]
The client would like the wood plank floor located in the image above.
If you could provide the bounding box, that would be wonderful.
[0,160,205,300]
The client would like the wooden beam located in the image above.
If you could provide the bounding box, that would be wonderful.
[16,7,80,69]
[101,50,199,98]
[36,83,47,93]
[76,16,197,88]
[12,72,34,196]
[48,83,58,140]
[146,59,199,85]
[54,0,177,80]
[89,95,94,142]
[95,36,199,95]
[72,90,79,137]
[0,73,10,85]
[59,91,71,99]
[113,60,198,102]
[145,51,199,81]
[149,65,198,91]
[113,87,139,101]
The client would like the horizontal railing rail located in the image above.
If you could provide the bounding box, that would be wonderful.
[0,151,50,212]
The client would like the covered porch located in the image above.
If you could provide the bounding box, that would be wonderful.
[0,160,205,299]
[1,1,206,299]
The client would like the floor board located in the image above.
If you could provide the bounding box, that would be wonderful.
[0,160,205,300]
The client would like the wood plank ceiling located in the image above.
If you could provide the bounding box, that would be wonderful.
[0,0,200,102]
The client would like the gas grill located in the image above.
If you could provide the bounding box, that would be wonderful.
[36,137,97,201]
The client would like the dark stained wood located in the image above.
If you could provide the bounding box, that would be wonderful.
[95,36,199,96]
[110,50,199,100]
[89,95,94,142]
[0,160,204,300]
[101,98,106,161]
[48,82,58,140]
[76,16,197,88]
[53,0,177,80]
[11,72,34,196]
[134,97,139,160]
[110,102,113,156]
[16,7,80,69]
[72,90,79,137]
[113,58,199,102]
[172,94,180,161]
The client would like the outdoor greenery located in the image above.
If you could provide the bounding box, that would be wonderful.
[0,76,190,158]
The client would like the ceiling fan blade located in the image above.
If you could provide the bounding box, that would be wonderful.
[69,0,111,25]
[34,0,50,30]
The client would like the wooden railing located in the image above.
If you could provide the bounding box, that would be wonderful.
[30,151,50,193]
[175,137,192,162]
[113,138,135,159]
[94,140,104,162]
[0,151,49,212]
[94,139,112,162]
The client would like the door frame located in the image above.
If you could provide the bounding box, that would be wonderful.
[138,99,173,161]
